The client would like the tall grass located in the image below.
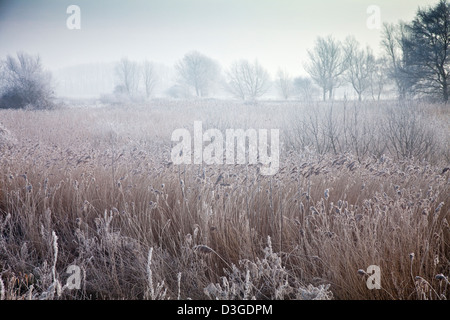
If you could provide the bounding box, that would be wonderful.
[0,99,448,300]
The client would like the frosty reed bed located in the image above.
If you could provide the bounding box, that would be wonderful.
[0,100,448,300]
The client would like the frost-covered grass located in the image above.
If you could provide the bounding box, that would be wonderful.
[0,99,448,300]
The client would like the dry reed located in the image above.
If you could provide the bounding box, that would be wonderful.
[0,99,448,300]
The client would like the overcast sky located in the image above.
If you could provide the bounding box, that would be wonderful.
[0,0,436,77]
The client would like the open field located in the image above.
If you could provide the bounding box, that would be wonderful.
[0,99,449,300]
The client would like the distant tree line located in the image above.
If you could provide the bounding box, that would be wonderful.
[1,0,449,109]
[0,52,55,109]
[306,0,450,102]
[163,0,450,102]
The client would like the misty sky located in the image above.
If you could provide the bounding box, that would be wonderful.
[0,0,436,77]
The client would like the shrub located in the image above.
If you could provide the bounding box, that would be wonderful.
[0,52,55,110]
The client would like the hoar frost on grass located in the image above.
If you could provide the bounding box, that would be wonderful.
[204,236,333,300]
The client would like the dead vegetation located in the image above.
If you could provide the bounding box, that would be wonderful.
[0,99,448,300]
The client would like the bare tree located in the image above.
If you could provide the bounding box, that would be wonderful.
[226,61,247,100]
[142,60,158,99]
[344,37,376,101]
[115,57,140,96]
[226,59,271,101]
[0,52,54,109]
[381,22,416,99]
[369,57,389,101]
[276,68,293,100]
[175,51,220,97]
[293,76,318,102]
[403,0,450,102]
[305,35,348,101]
